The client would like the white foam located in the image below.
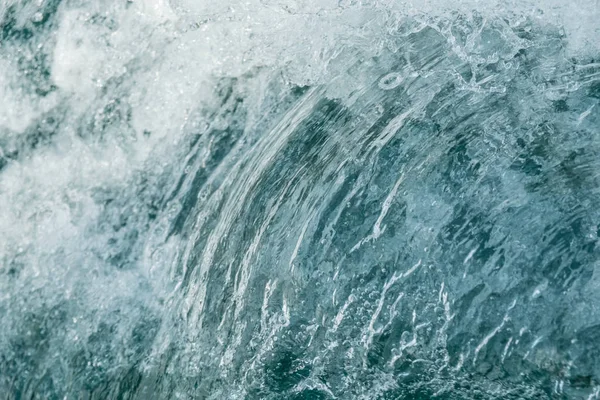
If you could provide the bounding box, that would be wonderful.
[0,0,599,388]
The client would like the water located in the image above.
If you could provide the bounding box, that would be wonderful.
[1,1,600,398]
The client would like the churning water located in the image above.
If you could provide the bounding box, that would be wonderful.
[1,0,600,398]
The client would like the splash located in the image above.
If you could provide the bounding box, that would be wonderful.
[1,0,600,398]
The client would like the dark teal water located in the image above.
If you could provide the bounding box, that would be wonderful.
[1,1,600,399]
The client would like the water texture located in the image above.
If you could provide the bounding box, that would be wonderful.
[1,1,600,399]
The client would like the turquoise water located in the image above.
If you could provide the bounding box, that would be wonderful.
[1,1,600,398]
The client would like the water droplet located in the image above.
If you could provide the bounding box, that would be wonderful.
[379,73,403,90]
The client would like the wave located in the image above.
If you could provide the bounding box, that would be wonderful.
[1,0,600,398]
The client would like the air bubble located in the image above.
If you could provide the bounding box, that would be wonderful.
[378,72,403,90]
